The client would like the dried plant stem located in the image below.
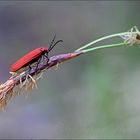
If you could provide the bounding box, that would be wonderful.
[0,26,139,109]
[0,51,84,109]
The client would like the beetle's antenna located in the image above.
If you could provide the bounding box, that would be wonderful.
[48,33,63,53]
[48,39,63,52]
[49,34,56,50]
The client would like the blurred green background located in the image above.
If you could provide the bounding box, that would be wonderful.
[0,1,140,139]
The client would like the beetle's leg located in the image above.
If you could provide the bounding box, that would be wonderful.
[44,53,49,64]
[28,64,32,73]
[33,56,42,72]
[24,59,40,89]
[20,64,31,88]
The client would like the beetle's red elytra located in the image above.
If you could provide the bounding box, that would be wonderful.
[10,47,49,73]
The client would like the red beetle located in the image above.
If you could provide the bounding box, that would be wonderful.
[10,47,49,72]
[10,36,63,73]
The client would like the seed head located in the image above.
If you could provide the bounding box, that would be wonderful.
[120,26,140,46]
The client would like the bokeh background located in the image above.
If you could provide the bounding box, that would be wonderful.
[0,1,140,139]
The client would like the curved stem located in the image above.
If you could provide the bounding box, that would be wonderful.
[82,42,127,53]
[75,31,138,52]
